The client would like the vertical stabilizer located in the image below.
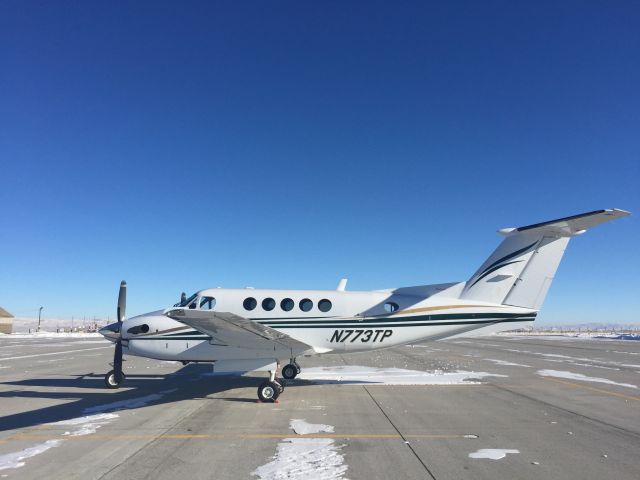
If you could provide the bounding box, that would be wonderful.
[460,209,629,309]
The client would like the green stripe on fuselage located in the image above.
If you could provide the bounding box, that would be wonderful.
[257,311,536,326]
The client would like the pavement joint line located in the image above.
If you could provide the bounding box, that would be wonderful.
[337,362,441,477]
[543,377,640,403]
[362,385,438,479]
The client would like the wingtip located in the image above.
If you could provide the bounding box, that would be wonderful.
[609,208,632,216]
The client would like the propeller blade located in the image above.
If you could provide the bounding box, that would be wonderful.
[117,280,127,324]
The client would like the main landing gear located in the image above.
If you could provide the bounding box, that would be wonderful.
[281,359,301,380]
[257,368,284,402]
[256,359,301,402]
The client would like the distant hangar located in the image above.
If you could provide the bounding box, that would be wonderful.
[0,306,13,334]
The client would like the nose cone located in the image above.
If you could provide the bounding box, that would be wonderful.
[99,322,121,343]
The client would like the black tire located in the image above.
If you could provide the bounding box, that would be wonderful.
[257,381,280,402]
[104,370,125,389]
[282,364,298,380]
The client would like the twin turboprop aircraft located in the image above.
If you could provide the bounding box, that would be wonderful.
[99,209,629,402]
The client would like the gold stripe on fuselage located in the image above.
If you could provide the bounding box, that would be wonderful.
[391,304,508,316]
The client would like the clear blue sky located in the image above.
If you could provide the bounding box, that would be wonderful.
[1,1,638,325]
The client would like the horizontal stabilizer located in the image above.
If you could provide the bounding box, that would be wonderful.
[498,209,630,237]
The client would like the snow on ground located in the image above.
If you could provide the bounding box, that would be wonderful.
[502,332,640,341]
[51,413,120,437]
[252,420,347,480]
[537,370,638,389]
[468,449,520,460]
[497,348,637,371]
[290,419,334,435]
[0,440,62,471]
[484,359,531,368]
[0,388,178,471]
[296,366,507,385]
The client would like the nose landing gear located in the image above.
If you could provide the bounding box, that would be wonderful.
[105,370,126,389]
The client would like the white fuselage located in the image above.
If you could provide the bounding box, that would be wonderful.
[119,283,536,363]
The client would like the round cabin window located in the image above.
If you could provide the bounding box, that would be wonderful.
[299,298,313,312]
[243,297,257,311]
[281,298,294,311]
[318,299,332,312]
[262,298,276,311]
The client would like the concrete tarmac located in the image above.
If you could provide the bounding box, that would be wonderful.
[1,334,639,479]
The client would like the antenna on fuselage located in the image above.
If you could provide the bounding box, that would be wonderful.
[337,278,348,291]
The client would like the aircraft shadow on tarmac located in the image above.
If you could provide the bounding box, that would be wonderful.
[0,364,320,432]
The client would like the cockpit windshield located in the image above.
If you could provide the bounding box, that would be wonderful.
[174,293,198,308]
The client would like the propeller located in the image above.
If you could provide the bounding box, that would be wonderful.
[113,281,126,384]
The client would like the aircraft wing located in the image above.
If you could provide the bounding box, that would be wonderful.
[163,307,313,353]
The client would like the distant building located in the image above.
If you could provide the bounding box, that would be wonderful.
[0,307,12,334]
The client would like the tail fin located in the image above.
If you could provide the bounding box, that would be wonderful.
[460,209,630,309]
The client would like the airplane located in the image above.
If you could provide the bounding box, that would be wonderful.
[99,208,630,402]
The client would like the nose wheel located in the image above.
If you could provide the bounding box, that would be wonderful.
[104,369,126,389]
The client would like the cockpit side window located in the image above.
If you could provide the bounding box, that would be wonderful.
[199,296,216,310]
[175,293,198,308]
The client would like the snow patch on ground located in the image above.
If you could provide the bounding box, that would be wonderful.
[290,419,334,435]
[83,389,177,414]
[484,359,531,368]
[500,347,638,371]
[503,333,640,341]
[253,420,347,480]
[51,413,120,437]
[252,438,347,480]
[469,449,519,460]
[296,366,506,385]
[0,440,62,471]
[0,387,173,470]
[537,370,638,389]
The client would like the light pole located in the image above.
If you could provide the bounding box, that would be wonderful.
[37,307,43,332]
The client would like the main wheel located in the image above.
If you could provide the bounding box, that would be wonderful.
[104,370,125,389]
[282,364,298,380]
[257,381,280,402]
